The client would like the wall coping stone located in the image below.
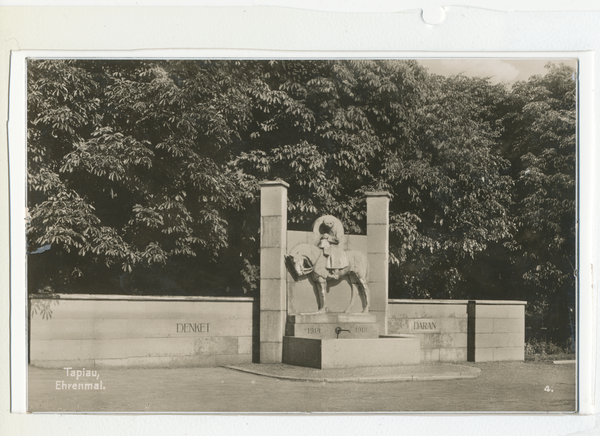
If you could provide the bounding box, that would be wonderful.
[29,294,254,302]
[364,191,392,198]
[259,180,290,188]
[388,299,526,306]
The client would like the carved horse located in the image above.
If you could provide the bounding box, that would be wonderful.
[285,243,370,314]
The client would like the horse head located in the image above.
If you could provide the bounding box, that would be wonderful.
[285,244,318,280]
[284,254,303,279]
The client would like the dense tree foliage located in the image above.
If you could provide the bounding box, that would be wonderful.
[26,59,576,346]
[499,64,577,345]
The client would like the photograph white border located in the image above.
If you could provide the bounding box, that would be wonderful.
[1,4,598,436]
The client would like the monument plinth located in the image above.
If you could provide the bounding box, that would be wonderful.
[282,336,420,369]
[285,313,380,339]
[259,181,421,368]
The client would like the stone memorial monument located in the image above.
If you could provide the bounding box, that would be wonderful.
[26,180,525,371]
[284,215,371,314]
[259,180,420,369]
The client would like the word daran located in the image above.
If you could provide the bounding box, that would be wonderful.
[412,321,438,330]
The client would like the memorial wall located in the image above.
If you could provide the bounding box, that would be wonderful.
[29,294,257,369]
[388,299,526,362]
[29,295,524,367]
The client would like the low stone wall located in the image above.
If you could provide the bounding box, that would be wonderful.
[29,294,524,368]
[29,294,257,369]
[387,300,526,363]
[388,300,469,362]
[469,301,526,362]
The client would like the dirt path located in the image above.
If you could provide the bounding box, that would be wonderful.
[28,361,576,413]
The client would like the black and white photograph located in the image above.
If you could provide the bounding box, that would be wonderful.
[23,57,578,413]
[2,4,599,436]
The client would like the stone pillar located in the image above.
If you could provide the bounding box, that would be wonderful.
[365,192,391,334]
[467,301,476,362]
[259,180,289,363]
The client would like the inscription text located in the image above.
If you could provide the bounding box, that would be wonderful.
[410,319,439,332]
[177,323,210,333]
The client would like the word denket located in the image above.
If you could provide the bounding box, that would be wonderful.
[176,322,210,333]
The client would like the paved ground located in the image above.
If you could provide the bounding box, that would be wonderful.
[28,361,576,413]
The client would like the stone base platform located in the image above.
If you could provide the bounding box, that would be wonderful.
[224,362,481,382]
[282,336,420,369]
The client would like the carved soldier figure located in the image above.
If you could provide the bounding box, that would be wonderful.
[312,215,348,280]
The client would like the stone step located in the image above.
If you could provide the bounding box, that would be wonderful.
[282,336,421,369]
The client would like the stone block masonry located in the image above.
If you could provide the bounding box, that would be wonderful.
[282,336,420,369]
[29,295,256,369]
[470,301,526,362]
[259,180,289,363]
[283,192,390,326]
[29,296,526,368]
[365,192,392,334]
[388,300,526,363]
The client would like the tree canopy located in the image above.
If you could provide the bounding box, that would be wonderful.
[27,59,576,347]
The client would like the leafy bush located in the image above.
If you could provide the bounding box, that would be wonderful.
[525,338,574,360]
